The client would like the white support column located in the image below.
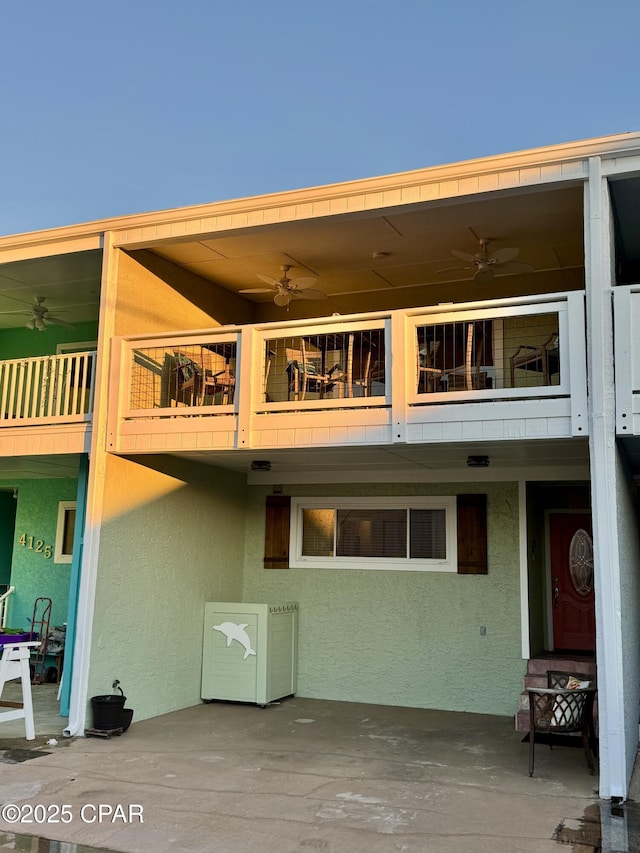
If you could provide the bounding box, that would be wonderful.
[518,480,530,660]
[65,232,119,738]
[585,156,629,799]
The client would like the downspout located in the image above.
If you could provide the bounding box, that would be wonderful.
[59,454,89,716]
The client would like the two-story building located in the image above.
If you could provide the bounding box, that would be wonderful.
[0,132,639,800]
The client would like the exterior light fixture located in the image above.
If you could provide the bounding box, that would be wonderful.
[467,455,490,468]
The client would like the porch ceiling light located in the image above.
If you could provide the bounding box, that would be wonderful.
[251,460,272,472]
[467,455,490,468]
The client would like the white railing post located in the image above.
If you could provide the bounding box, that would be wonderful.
[0,586,15,629]
[566,291,588,437]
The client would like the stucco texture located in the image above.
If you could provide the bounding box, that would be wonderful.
[86,456,247,721]
[3,478,79,630]
[242,482,525,717]
[115,251,252,336]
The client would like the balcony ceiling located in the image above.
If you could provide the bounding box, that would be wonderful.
[0,454,84,480]
[169,437,590,481]
[0,184,588,329]
[149,184,586,316]
[0,250,102,331]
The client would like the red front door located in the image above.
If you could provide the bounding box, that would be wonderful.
[550,512,595,652]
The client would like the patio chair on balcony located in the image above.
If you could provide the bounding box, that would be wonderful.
[417,341,442,393]
[510,331,559,387]
[174,351,235,406]
[527,670,597,777]
[285,343,336,401]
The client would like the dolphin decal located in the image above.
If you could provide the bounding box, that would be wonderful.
[213,621,257,660]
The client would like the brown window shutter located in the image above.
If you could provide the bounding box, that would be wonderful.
[457,494,488,574]
[264,495,291,569]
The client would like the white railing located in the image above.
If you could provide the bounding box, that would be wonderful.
[0,586,15,629]
[112,291,587,447]
[0,351,96,426]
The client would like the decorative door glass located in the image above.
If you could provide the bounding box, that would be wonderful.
[569,528,593,596]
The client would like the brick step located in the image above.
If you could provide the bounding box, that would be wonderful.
[518,691,531,712]
[515,708,530,733]
[515,656,598,733]
[524,674,548,689]
[526,657,596,677]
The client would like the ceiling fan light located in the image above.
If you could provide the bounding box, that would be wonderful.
[474,266,493,284]
[26,318,35,330]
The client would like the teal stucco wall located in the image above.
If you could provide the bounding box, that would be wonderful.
[3,478,79,631]
[242,482,526,718]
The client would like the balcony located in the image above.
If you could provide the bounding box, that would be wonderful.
[0,351,96,458]
[109,292,587,455]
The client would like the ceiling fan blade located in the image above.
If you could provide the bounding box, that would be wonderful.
[273,292,291,307]
[451,249,477,263]
[239,288,275,294]
[257,273,280,287]
[289,276,317,290]
[293,289,328,301]
[490,247,520,264]
[492,262,535,275]
[434,264,473,276]
[44,316,76,329]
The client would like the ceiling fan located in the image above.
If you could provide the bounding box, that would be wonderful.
[438,232,534,284]
[239,265,328,307]
[26,297,75,331]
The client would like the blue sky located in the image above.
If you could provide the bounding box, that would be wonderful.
[1,0,638,236]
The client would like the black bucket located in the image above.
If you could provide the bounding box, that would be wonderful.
[121,708,134,732]
[91,694,126,730]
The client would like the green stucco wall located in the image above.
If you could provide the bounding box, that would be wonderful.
[3,478,79,631]
[0,322,98,360]
[242,482,526,717]
[86,456,247,721]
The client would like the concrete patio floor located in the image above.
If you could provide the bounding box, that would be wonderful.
[0,691,619,853]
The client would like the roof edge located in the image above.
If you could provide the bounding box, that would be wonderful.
[1,131,638,253]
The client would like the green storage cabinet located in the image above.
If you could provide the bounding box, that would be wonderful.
[202,602,298,706]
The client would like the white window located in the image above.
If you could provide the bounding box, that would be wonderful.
[289,497,457,572]
[55,501,76,563]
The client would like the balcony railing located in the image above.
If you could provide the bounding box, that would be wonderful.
[0,351,96,426]
[112,292,587,452]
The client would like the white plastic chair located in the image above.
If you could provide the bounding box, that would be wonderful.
[0,641,40,739]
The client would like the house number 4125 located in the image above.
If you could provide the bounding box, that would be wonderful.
[18,534,52,559]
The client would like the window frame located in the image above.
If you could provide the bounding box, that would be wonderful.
[289,496,458,572]
[55,501,76,564]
